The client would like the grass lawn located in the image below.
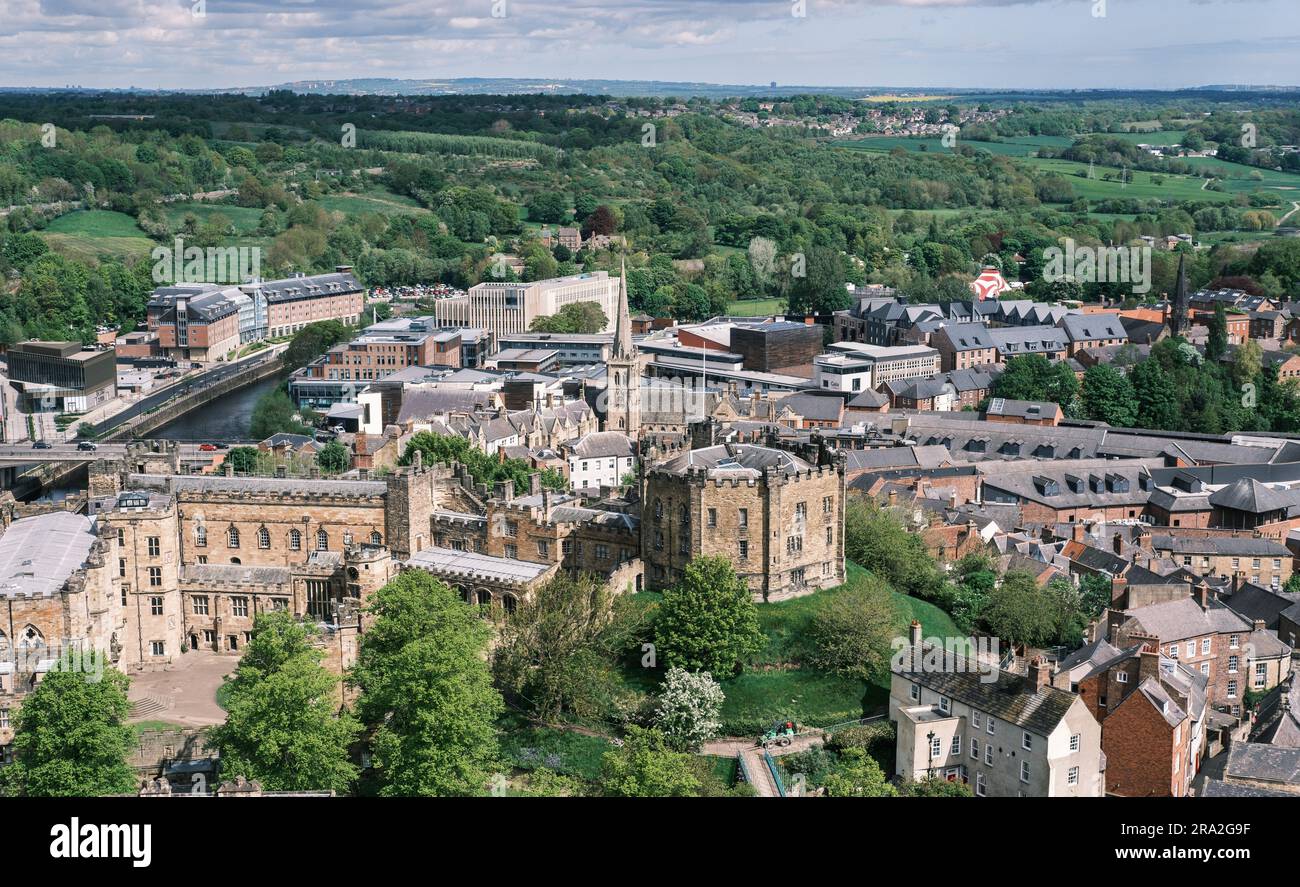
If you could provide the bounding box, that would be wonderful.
[131,720,187,734]
[700,754,739,787]
[717,562,959,736]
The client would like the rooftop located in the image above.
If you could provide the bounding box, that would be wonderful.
[0,512,97,599]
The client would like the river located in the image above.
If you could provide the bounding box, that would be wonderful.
[144,375,282,443]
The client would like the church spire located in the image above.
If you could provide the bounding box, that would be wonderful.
[1171,253,1189,335]
[614,255,634,359]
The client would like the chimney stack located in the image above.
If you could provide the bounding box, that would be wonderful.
[1138,645,1161,684]
[1027,657,1051,693]
[908,619,923,648]
[1194,586,1209,611]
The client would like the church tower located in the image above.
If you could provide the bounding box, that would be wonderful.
[605,257,641,435]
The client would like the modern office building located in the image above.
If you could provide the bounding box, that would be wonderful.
[435,272,621,337]
[6,341,117,412]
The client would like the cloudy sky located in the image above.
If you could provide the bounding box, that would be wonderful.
[0,0,1295,90]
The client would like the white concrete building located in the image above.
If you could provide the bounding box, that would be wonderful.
[435,271,621,338]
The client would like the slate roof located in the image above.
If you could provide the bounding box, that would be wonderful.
[846,388,890,409]
[1220,583,1300,629]
[987,325,1068,355]
[1224,743,1300,787]
[1260,707,1300,748]
[894,646,1079,736]
[934,322,995,352]
[570,431,636,459]
[1119,596,1251,644]
[1200,779,1293,797]
[1060,313,1127,343]
[1149,535,1292,556]
[397,389,498,424]
[255,271,362,303]
[1207,478,1300,514]
[775,392,846,422]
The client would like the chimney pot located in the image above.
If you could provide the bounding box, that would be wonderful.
[908,619,923,648]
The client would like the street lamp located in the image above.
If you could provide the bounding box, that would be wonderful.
[927,730,936,779]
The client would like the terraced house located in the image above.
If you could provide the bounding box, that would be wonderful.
[890,624,1105,797]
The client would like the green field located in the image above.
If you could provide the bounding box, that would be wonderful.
[1107,129,1188,145]
[41,210,155,261]
[834,134,1072,158]
[163,202,265,233]
[318,188,428,217]
[726,297,786,317]
[836,133,1300,207]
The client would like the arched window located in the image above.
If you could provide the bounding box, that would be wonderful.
[654,498,663,521]
[257,527,270,549]
[370,531,382,545]
[195,525,207,547]
[678,504,689,525]
[18,625,44,649]
[316,529,329,551]
[289,529,302,551]
[502,594,517,616]
[227,526,240,549]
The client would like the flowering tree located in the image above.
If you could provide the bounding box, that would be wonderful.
[654,666,724,751]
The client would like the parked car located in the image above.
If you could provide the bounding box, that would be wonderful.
[32,440,53,450]
[76,441,98,451]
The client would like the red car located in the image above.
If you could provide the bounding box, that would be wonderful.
[198,443,218,452]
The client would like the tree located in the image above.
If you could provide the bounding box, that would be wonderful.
[654,667,725,751]
[991,354,1078,407]
[822,748,897,797]
[899,777,973,797]
[316,440,350,474]
[350,571,503,796]
[250,387,312,440]
[226,446,261,474]
[598,726,701,797]
[581,205,618,238]
[1080,364,1137,427]
[401,431,565,492]
[283,319,352,370]
[1206,302,1228,363]
[493,572,648,723]
[0,665,136,797]
[979,570,1073,648]
[654,556,765,674]
[526,192,569,223]
[843,496,944,600]
[805,573,895,684]
[1130,360,1179,429]
[529,301,608,334]
[209,612,360,794]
